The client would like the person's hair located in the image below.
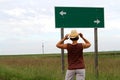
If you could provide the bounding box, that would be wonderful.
[70,36,79,41]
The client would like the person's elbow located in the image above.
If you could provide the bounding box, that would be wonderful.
[56,43,59,48]
[84,43,91,48]
[56,44,61,48]
[87,43,91,48]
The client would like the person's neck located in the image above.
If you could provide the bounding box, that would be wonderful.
[72,41,78,45]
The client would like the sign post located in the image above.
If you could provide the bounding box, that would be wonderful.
[94,28,99,79]
[55,7,104,79]
[61,28,65,73]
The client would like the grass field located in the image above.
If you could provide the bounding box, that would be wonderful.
[0,52,120,80]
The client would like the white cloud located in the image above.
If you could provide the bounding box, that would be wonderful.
[0,0,11,3]
[0,8,56,39]
[115,35,120,39]
[3,8,27,17]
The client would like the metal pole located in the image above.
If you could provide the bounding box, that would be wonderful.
[94,28,99,79]
[42,42,44,54]
[61,28,65,73]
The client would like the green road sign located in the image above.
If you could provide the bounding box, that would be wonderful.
[55,7,104,28]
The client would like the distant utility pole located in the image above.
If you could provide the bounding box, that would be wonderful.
[42,42,44,54]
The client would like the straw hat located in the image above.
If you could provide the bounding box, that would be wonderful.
[69,30,79,38]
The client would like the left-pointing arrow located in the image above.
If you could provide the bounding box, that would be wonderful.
[59,10,67,16]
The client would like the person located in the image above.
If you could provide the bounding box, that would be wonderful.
[56,30,91,80]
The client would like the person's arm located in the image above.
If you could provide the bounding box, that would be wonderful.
[79,33,91,48]
[56,34,69,49]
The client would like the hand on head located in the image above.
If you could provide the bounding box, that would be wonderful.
[64,34,69,40]
[79,33,83,38]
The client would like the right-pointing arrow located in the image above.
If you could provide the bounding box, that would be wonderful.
[94,19,100,24]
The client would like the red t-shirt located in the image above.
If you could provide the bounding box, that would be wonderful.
[67,43,85,70]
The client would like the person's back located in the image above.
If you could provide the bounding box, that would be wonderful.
[67,43,85,70]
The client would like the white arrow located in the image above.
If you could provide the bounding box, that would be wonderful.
[94,19,100,24]
[59,10,67,16]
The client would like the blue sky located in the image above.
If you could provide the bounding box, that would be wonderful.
[0,0,120,55]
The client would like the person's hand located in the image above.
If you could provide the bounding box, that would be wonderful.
[79,33,83,38]
[64,34,69,40]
